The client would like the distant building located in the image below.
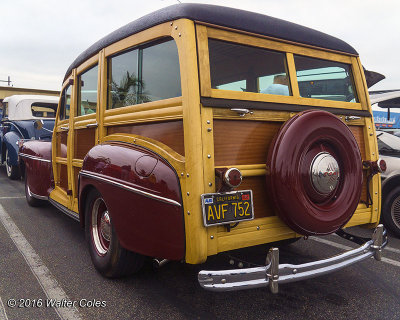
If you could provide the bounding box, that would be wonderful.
[0,86,59,108]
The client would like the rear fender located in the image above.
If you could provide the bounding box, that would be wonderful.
[79,142,185,261]
[19,140,53,197]
[4,131,21,166]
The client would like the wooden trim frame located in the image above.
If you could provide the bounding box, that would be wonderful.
[197,25,367,111]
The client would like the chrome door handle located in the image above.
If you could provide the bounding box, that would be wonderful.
[86,122,98,128]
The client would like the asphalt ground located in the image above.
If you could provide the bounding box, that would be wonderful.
[0,168,399,320]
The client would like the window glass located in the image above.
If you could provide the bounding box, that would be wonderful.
[59,85,71,120]
[108,38,181,109]
[2,102,8,118]
[141,40,181,102]
[208,39,291,96]
[109,50,139,109]
[31,102,57,118]
[294,55,358,102]
[78,65,98,116]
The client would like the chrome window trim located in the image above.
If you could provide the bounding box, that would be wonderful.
[79,170,182,207]
[19,153,51,163]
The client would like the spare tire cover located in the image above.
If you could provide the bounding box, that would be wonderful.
[266,109,363,235]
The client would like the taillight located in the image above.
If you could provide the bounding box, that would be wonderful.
[224,168,242,188]
[377,158,387,173]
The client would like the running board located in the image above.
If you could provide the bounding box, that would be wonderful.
[48,198,80,222]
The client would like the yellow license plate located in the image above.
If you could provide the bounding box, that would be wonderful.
[201,190,254,227]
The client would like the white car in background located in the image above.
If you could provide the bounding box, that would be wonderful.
[377,131,400,237]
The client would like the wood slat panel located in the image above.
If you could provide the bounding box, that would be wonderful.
[237,176,274,218]
[59,164,68,192]
[74,128,96,159]
[213,120,281,166]
[349,125,365,158]
[56,132,68,158]
[107,120,185,156]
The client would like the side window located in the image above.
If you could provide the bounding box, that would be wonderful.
[294,55,358,102]
[108,38,181,109]
[77,65,98,116]
[59,85,72,120]
[141,40,181,102]
[208,39,291,96]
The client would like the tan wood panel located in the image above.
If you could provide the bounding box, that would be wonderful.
[213,120,281,166]
[107,120,185,156]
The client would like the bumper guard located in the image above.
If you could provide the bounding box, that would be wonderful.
[198,224,387,293]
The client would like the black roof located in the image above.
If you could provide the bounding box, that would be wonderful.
[64,3,358,80]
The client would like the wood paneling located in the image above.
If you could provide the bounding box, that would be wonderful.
[74,167,81,195]
[59,164,68,192]
[56,132,68,158]
[213,120,281,166]
[237,176,274,218]
[349,125,365,158]
[107,120,185,156]
[74,128,96,159]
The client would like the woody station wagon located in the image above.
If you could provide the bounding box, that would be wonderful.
[20,4,387,292]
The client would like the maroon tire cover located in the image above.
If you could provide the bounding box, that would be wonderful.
[266,109,363,235]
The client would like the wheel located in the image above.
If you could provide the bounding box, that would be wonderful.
[266,110,363,236]
[25,175,46,207]
[382,186,400,237]
[85,189,145,277]
[5,148,20,180]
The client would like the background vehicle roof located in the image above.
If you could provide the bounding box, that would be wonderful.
[4,95,59,121]
[370,90,400,105]
[64,3,358,81]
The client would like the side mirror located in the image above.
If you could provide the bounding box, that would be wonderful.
[34,119,44,130]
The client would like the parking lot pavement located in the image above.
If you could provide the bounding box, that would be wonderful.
[0,168,399,320]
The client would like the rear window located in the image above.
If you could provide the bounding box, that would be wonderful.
[208,39,291,96]
[31,102,57,118]
[294,55,358,102]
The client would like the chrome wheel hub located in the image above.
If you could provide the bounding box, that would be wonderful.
[310,152,340,195]
[100,211,111,242]
[91,198,111,256]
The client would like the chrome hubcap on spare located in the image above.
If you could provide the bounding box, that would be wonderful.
[91,198,111,255]
[391,195,400,230]
[310,152,340,195]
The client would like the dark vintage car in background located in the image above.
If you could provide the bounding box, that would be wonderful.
[0,95,58,179]
[20,4,387,293]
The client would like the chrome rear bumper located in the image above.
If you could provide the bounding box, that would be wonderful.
[198,224,387,293]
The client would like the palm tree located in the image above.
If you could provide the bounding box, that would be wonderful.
[110,71,150,108]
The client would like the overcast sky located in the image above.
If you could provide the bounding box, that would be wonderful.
[1,0,398,92]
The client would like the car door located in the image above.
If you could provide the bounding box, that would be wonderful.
[51,79,74,211]
[70,61,100,212]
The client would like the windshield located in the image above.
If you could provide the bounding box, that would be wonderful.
[377,131,400,155]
